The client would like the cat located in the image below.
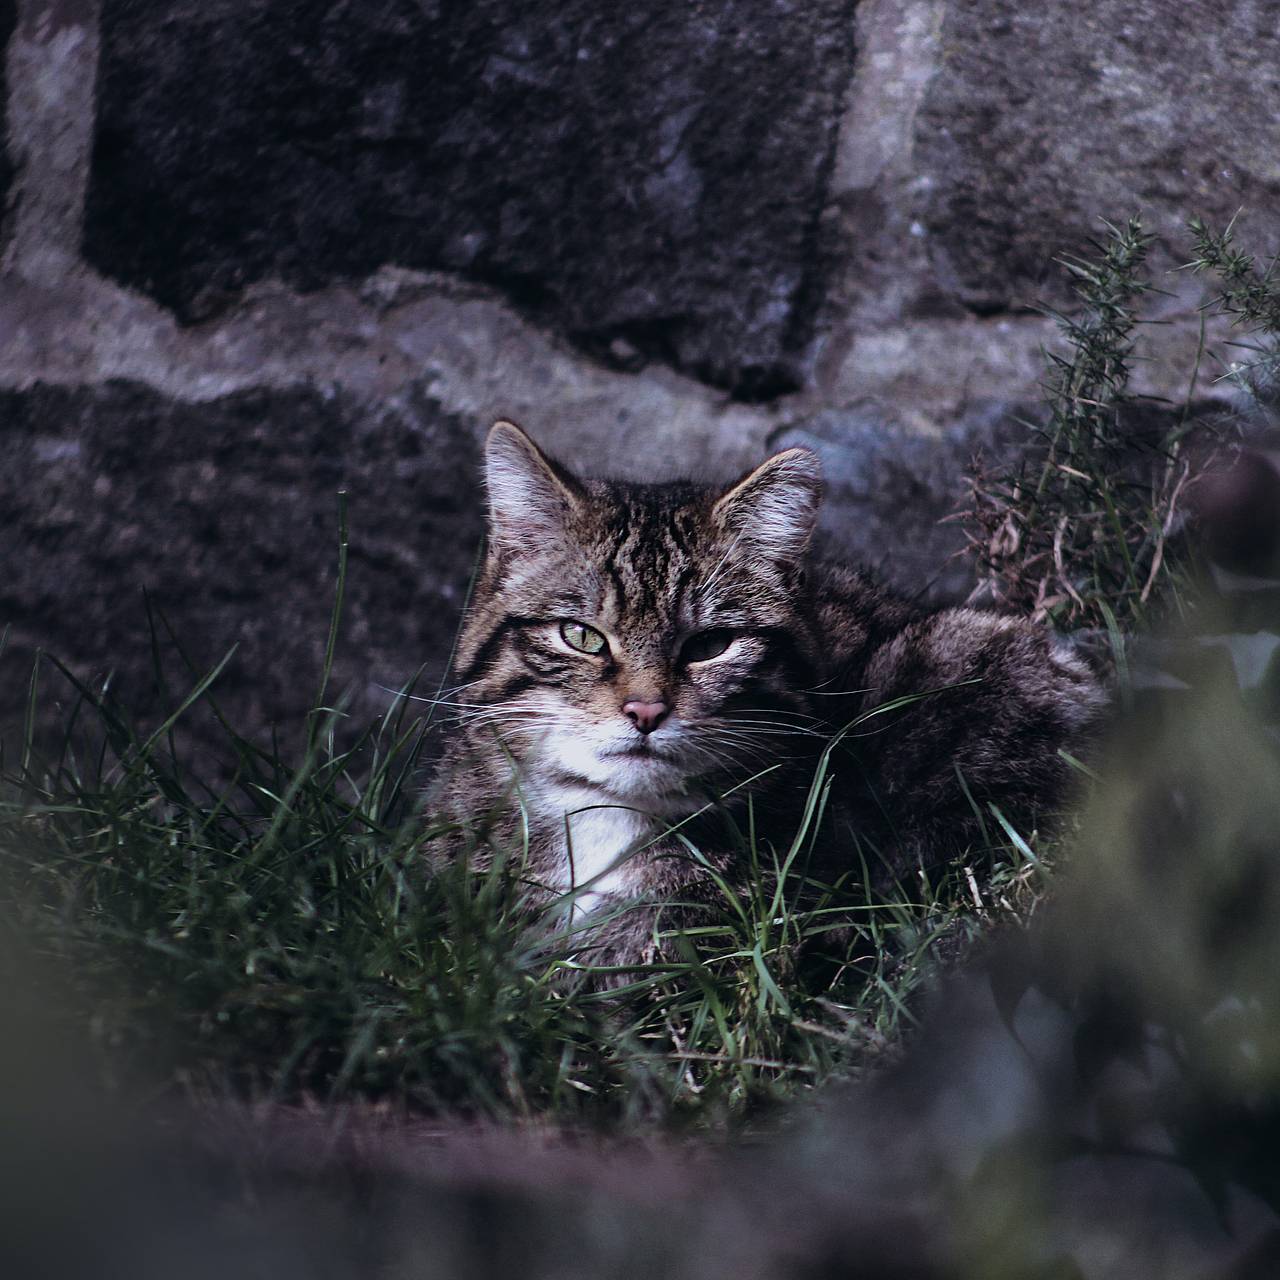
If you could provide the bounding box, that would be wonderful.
[430,420,1106,970]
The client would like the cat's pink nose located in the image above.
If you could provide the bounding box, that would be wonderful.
[622,699,669,735]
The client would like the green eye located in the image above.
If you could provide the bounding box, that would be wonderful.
[560,621,608,655]
[681,629,736,663]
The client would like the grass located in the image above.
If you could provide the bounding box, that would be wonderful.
[0,616,1055,1131]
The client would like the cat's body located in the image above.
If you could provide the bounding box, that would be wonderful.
[431,422,1105,967]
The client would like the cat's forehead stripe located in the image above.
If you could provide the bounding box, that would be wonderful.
[594,493,689,614]
[579,485,770,627]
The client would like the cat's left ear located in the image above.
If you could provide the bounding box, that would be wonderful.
[712,447,823,563]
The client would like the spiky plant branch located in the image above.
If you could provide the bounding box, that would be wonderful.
[963,217,1196,629]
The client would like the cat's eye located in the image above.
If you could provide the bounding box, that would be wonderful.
[681,629,736,664]
[559,621,608,655]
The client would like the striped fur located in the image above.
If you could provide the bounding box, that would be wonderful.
[431,421,1106,968]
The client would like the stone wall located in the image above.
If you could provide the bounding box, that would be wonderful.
[3,0,1278,754]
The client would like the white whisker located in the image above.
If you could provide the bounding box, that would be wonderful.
[698,531,744,594]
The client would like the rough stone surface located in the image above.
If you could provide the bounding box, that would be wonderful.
[4,0,100,284]
[822,0,1280,340]
[0,373,1021,759]
[0,381,483,759]
[0,0,16,234]
[776,404,1024,601]
[0,266,780,484]
[910,0,1280,313]
[84,0,857,396]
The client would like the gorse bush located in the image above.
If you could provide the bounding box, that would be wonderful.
[963,217,1184,631]
[1189,213,1280,424]
[962,213,1280,632]
[1190,213,1280,355]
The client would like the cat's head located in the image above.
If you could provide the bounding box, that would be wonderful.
[453,420,824,810]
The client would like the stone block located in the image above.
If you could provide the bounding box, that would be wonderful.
[912,0,1280,313]
[0,381,483,763]
[84,0,857,397]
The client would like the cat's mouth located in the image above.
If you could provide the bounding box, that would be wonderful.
[600,742,673,761]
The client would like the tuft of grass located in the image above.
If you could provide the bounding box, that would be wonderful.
[0,631,1054,1131]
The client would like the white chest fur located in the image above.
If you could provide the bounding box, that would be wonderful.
[535,784,658,916]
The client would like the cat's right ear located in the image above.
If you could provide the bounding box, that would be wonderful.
[712,447,823,564]
[484,420,582,552]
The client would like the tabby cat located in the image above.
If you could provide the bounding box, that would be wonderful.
[431,421,1104,968]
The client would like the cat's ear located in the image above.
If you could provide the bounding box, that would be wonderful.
[484,419,583,552]
[712,447,823,562]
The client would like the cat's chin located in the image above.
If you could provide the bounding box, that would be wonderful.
[597,766,695,809]
[528,749,700,816]
[558,760,695,809]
